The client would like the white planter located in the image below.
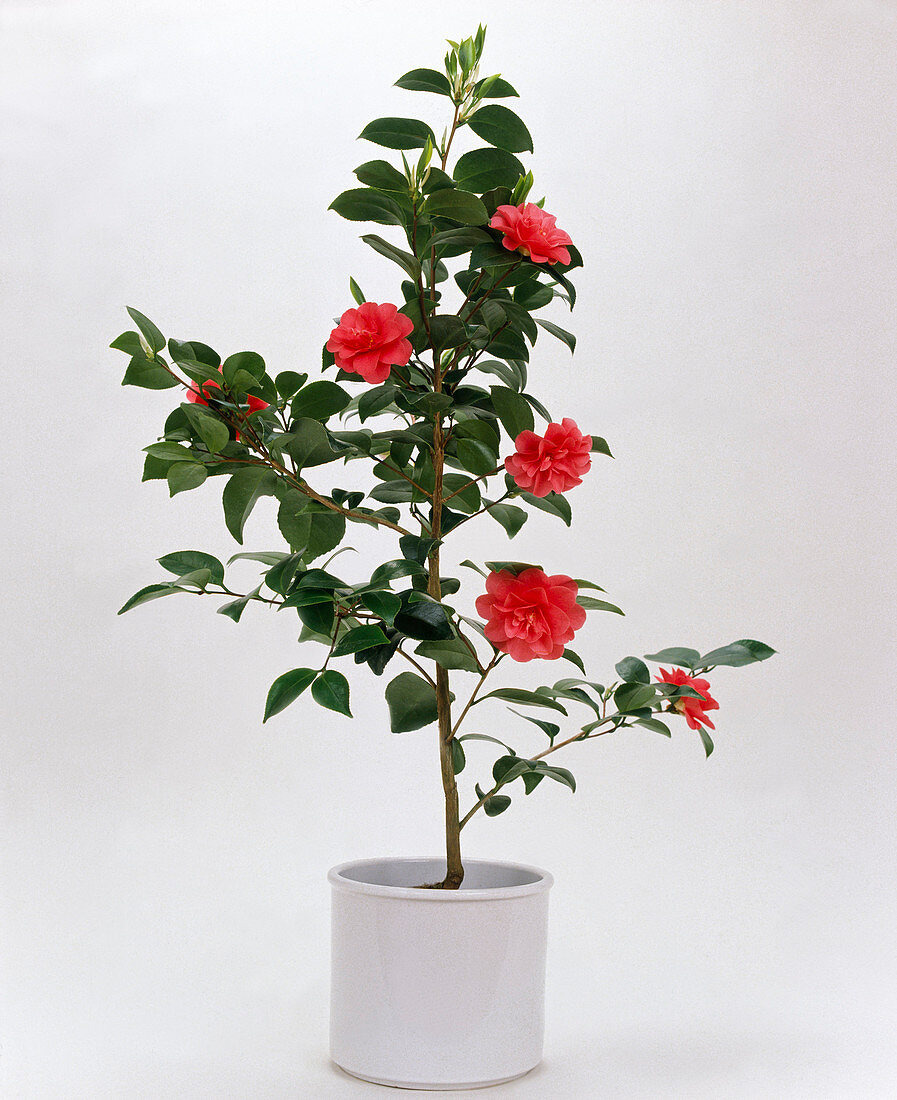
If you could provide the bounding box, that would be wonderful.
[329,856,553,1091]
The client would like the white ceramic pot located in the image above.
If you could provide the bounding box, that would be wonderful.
[329,856,553,1091]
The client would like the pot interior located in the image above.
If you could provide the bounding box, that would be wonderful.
[335,857,546,891]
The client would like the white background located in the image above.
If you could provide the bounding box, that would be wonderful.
[3,1,896,1097]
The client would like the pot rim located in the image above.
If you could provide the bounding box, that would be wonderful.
[328,856,554,902]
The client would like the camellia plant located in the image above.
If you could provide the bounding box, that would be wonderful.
[114,27,774,891]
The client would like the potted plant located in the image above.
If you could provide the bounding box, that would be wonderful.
[113,26,774,1091]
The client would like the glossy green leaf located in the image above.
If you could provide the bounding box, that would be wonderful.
[643,647,701,669]
[353,159,409,193]
[486,502,527,538]
[311,670,352,717]
[614,683,657,712]
[263,668,317,721]
[291,381,351,422]
[110,330,145,356]
[490,386,533,439]
[484,794,512,816]
[422,189,488,225]
[329,188,405,226]
[182,403,230,453]
[117,583,184,615]
[615,656,650,684]
[158,550,224,585]
[414,638,481,673]
[358,117,435,150]
[361,234,422,279]
[536,318,576,353]
[453,148,525,193]
[122,355,178,390]
[222,466,278,544]
[591,436,613,457]
[394,594,453,641]
[518,490,572,526]
[698,640,777,668]
[577,595,624,615]
[275,371,307,399]
[216,586,260,623]
[395,68,452,95]
[331,625,391,658]
[281,418,339,469]
[635,717,672,737]
[467,105,533,153]
[386,671,439,732]
[478,688,568,714]
[473,76,519,98]
[167,462,207,496]
[698,727,715,757]
[126,307,164,353]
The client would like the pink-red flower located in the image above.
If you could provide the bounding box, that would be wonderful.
[505,418,592,497]
[326,301,414,384]
[475,568,587,662]
[186,370,268,442]
[489,202,573,266]
[656,668,720,731]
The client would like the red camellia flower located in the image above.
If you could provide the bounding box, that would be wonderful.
[504,417,592,497]
[656,668,720,731]
[489,202,573,266]
[326,301,414,384]
[186,371,268,442]
[475,568,587,662]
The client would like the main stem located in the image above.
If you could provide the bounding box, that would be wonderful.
[428,363,464,890]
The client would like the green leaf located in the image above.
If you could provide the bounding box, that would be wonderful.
[126,307,164,353]
[451,738,466,774]
[484,794,512,817]
[331,625,391,658]
[455,439,499,477]
[312,670,352,717]
[358,117,435,150]
[144,441,201,463]
[453,148,525,193]
[614,683,658,713]
[615,656,650,684]
[635,717,672,737]
[329,188,405,226]
[182,403,230,453]
[469,241,521,270]
[698,727,715,757]
[428,226,493,257]
[486,502,527,538]
[361,234,422,279]
[386,671,440,732]
[490,386,534,439]
[217,586,260,623]
[508,709,560,741]
[422,189,488,225]
[122,355,178,390]
[354,159,409,193]
[371,559,427,585]
[110,330,145,356]
[364,590,402,623]
[562,648,586,673]
[395,68,452,95]
[117,583,184,615]
[535,762,577,792]
[158,551,224,586]
[467,105,533,153]
[291,381,351,422]
[643,647,701,669]
[698,640,777,668]
[275,371,307,399]
[536,318,576,353]
[457,732,516,754]
[394,594,453,641]
[591,436,613,457]
[518,490,572,527]
[281,418,339,469]
[263,668,317,721]
[473,76,519,98]
[414,638,481,673]
[167,462,207,496]
[222,467,278,544]
[577,596,624,615]
[221,351,265,389]
[478,688,568,714]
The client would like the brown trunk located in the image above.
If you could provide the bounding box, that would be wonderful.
[428,403,464,890]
